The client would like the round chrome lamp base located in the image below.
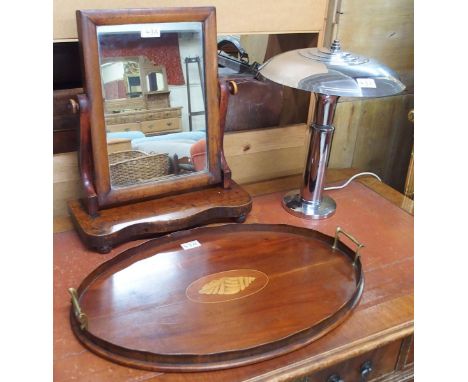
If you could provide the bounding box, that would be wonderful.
[282,191,336,220]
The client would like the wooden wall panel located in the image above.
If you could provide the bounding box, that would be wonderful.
[379,95,414,192]
[53,153,82,228]
[224,125,306,157]
[328,101,362,168]
[53,0,329,40]
[333,95,414,192]
[351,99,398,173]
[323,0,414,191]
[326,0,414,91]
[227,148,305,186]
[53,0,414,224]
[225,124,307,185]
[53,125,308,227]
[53,94,413,224]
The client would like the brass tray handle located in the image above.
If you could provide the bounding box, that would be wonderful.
[68,288,88,331]
[332,227,364,265]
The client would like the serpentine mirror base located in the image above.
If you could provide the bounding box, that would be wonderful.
[68,182,252,254]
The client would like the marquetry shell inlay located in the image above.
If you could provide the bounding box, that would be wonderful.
[186,269,269,303]
[199,276,256,295]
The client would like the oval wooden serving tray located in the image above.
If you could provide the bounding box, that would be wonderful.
[69,224,364,371]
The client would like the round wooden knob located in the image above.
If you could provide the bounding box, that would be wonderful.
[360,360,373,382]
[69,98,80,114]
[327,374,344,382]
[228,80,238,95]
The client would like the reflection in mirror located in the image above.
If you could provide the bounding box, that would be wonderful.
[146,70,167,92]
[97,22,208,189]
[101,59,142,100]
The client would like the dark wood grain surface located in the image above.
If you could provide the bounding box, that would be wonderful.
[70,224,363,371]
[54,172,413,381]
[68,181,252,253]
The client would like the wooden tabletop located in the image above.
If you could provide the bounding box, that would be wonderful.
[54,169,413,381]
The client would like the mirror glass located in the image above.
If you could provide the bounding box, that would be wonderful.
[97,22,207,189]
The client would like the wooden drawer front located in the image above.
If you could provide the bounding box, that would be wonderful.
[406,339,414,366]
[102,109,182,125]
[141,118,181,134]
[162,109,181,118]
[145,109,181,120]
[296,340,402,382]
[145,112,163,120]
[106,115,145,125]
[397,335,413,369]
[104,98,144,114]
[107,138,132,154]
[53,88,81,132]
[106,122,141,133]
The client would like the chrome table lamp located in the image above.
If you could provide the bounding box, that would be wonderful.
[258,40,405,219]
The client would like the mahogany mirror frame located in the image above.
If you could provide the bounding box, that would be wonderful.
[77,7,222,208]
[69,6,252,254]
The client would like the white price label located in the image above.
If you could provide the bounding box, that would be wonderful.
[357,78,377,88]
[181,240,201,250]
[141,26,160,38]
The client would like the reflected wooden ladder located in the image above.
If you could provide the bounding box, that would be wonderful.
[184,56,205,131]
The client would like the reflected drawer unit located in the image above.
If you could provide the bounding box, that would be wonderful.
[105,107,182,136]
[141,117,181,134]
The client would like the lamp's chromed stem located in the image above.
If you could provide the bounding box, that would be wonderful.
[282,93,339,219]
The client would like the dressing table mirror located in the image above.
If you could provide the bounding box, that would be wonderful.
[68,7,252,253]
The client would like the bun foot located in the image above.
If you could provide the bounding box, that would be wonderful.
[235,214,247,223]
[97,245,112,254]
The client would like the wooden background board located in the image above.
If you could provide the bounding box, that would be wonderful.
[330,94,414,192]
[53,0,329,40]
[53,153,83,219]
[224,124,307,185]
[324,0,414,92]
[53,93,414,231]
[323,0,415,189]
[53,0,414,233]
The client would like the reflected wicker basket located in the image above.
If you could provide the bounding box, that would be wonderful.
[108,150,147,165]
[109,150,171,187]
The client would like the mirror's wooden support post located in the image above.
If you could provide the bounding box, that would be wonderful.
[71,94,99,216]
[218,80,237,189]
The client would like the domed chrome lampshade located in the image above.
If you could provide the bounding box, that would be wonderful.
[259,40,405,97]
[258,40,405,219]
